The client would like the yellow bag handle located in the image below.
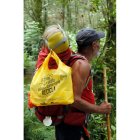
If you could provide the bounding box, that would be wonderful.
[43,50,62,71]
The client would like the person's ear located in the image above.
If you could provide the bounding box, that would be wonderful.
[91,41,97,50]
[92,41,96,47]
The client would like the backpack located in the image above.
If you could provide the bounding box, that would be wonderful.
[29,50,74,106]
[28,48,89,126]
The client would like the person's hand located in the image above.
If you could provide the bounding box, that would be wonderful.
[98,102,112,114]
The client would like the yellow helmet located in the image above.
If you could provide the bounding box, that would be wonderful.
[42,25,69,54]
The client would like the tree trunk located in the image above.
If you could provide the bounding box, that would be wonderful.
[62,0,65,28]
[66,2,72,31]
[74,0,79,32]
[103,0,116,83]
[43,0,48,28]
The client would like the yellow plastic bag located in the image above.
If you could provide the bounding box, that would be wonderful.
[30,50,74,106]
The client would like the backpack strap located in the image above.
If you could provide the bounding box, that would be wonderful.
[67,53,92,88]
[67,53,87,67]
[84,69,93,88]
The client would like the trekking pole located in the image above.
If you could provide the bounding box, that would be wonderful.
[103,67,111,140]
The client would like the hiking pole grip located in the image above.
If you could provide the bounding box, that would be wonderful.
[103,67,111,140]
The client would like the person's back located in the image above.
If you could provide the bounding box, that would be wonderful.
[56,28,112,140]
[55,28,112,140]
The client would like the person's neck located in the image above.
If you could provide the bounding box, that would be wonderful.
[79,52,94,63]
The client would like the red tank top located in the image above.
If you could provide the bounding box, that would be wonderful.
[82,77,95,104]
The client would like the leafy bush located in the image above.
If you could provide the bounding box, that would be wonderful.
[67,31,77,52]
[24,21,43,64]
[24,84,55,140]
[24,21,42,46]
[24,52,33,69]
[88,114,106,140]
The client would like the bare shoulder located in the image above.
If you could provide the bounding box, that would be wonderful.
[72,59,90,70]
[72,59,91,78]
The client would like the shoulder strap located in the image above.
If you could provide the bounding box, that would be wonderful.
[84,69,93,88]
[67,53,87,67]
[67,53,92,88]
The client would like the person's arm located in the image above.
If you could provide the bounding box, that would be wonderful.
[71,59,111,114]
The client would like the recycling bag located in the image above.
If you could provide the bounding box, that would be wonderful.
[29,50,74,106]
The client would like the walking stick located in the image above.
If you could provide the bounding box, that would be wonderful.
[103,67,111,140]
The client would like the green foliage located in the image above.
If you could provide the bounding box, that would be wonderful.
[24,52,33,69]
[24,84,55,140]
[89,52,116,140]
[24,20,43,59]
[24,21,43,73]
[88,114,106,140]
[24,51,36,75]
[24,21,42,45]
[67,31,77,52]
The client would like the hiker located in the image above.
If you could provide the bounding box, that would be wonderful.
[54,28,111,140]
[32,25,111,140]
